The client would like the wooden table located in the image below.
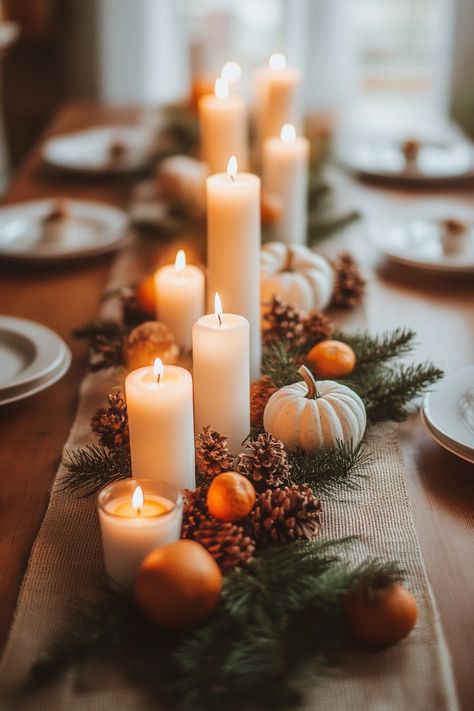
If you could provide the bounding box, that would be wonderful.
[0,103,473,709]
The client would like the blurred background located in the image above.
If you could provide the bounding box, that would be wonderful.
[2,0,473,169]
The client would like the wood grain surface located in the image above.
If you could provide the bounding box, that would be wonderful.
[0,103,473,709]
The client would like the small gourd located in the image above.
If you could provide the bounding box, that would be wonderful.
[260,241,333,313]
[263,365,366,452]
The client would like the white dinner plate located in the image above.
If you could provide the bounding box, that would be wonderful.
[421,365,474,461]
[369,204,474,275]
[0,346,71,406]
[420,409,474,465]
[342,136,474,184]
[0,199,129,261]
[0,316,67,391]
[43,126,155,174]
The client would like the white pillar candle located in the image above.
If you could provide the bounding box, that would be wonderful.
[154,250,205,352]
[98,479,183,588]
[254,53,301,158]
[125,359,195,489]
[193,294,250,453]
[206,157,261,380]
[198,77,249,174]
[262,124,310,246]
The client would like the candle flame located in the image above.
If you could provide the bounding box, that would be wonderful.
[214,292,223,325]
[227,155,238,180]
[175,249,186,272]
[132,484,144,514]
[269,53,286,71]
[214,77,229,99]
[221,60,241,84]
[154,357,164,383]
[281,123,296,143]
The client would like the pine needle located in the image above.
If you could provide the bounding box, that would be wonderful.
[336,327,416,366]
[61,444,131,496]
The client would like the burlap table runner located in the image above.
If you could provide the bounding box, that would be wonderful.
[0,241,459,710]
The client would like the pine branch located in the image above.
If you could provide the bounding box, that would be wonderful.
[73,320,127,371]
[262,341,304,388]
[287,440,371,497]
[60,444,131,497]
[336,328,416,367]
[307,210,360,246]
[30,539,404,711]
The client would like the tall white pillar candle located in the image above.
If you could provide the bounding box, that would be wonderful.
[206,158,261,380]
[262,124,310,245]
[125,359,195,489]
[198,77,249,174]
[98,479,183,588]
[193,295,250,453]
[154,250,205,352]
[254,53,301,158]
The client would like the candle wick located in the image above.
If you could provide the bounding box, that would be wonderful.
[218,313,222,326]
[230,174,235,183]
[156,373,161,384]
[137,506,141,516]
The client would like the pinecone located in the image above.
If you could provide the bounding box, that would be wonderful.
[251,484,323,545]
[121,287,151,328]
[195,426,235,478]
[181,486,208,539]
[250,376,277,427]
[237,433,290,492]
[263,296,305,345]
[331,253,366,309]
[89,333,124,370]
[192,518,256,571]
[91,391,129,450]
[302,309,334,347]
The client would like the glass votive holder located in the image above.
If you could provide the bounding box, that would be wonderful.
[98,478,183,588]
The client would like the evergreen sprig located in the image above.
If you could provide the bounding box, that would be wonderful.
[30,539,404,711]
[336,327,416,367]
[288,441,371,497]
[262,340,305,388]
[61,444,131,496]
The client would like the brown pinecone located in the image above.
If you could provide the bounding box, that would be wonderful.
[263,296,305,345]
[192,518,256,572]
[91,391,129,450]
[195,426,235,478]
[181,486,208,539]
[251,484,323,546]
[250,376,278,427]
[330,252,366,309]
[237,433,290,492]
[302,309,334,346]
[89,333,124,370]
[121,286,151,328]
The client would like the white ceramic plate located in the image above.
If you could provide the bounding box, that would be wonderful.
[0,199,128,261]
[420,409,474,464]
[0,346,71,406]
[369,205,474,275]
[343,136,474,183]
[0,316,67,391]
[43,126,154,174]
[422,365,474,461]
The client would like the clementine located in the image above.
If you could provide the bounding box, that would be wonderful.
[136,275,157,315]
[135,540,222,629]
[207,472,256,522]
[344,582,418,646]
[306,339,356,378]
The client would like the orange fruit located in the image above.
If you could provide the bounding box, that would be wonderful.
[207,472,256,522]
[306,339,356,379]
[135,540,222,629]
[136,275,157,315]
[261,191,282,225]
[344,582,418,646]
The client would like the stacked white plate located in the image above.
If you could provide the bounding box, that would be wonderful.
[421,365,474,464]
[0,316,71,406]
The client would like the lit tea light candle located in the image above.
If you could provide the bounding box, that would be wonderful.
[125,358,195,489]
[206,157,261,379]
[254,53,301,158]
[154,249,205,352]
[98,478,183,587]
[198,76,249,174]
[192,292,250,453]
[262,123,309,245]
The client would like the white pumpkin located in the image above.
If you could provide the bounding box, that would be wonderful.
[263,366,366,452]
[261,241,334,313]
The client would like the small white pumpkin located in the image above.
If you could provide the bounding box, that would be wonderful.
[263,366,366,452]
[261,241,334,313]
